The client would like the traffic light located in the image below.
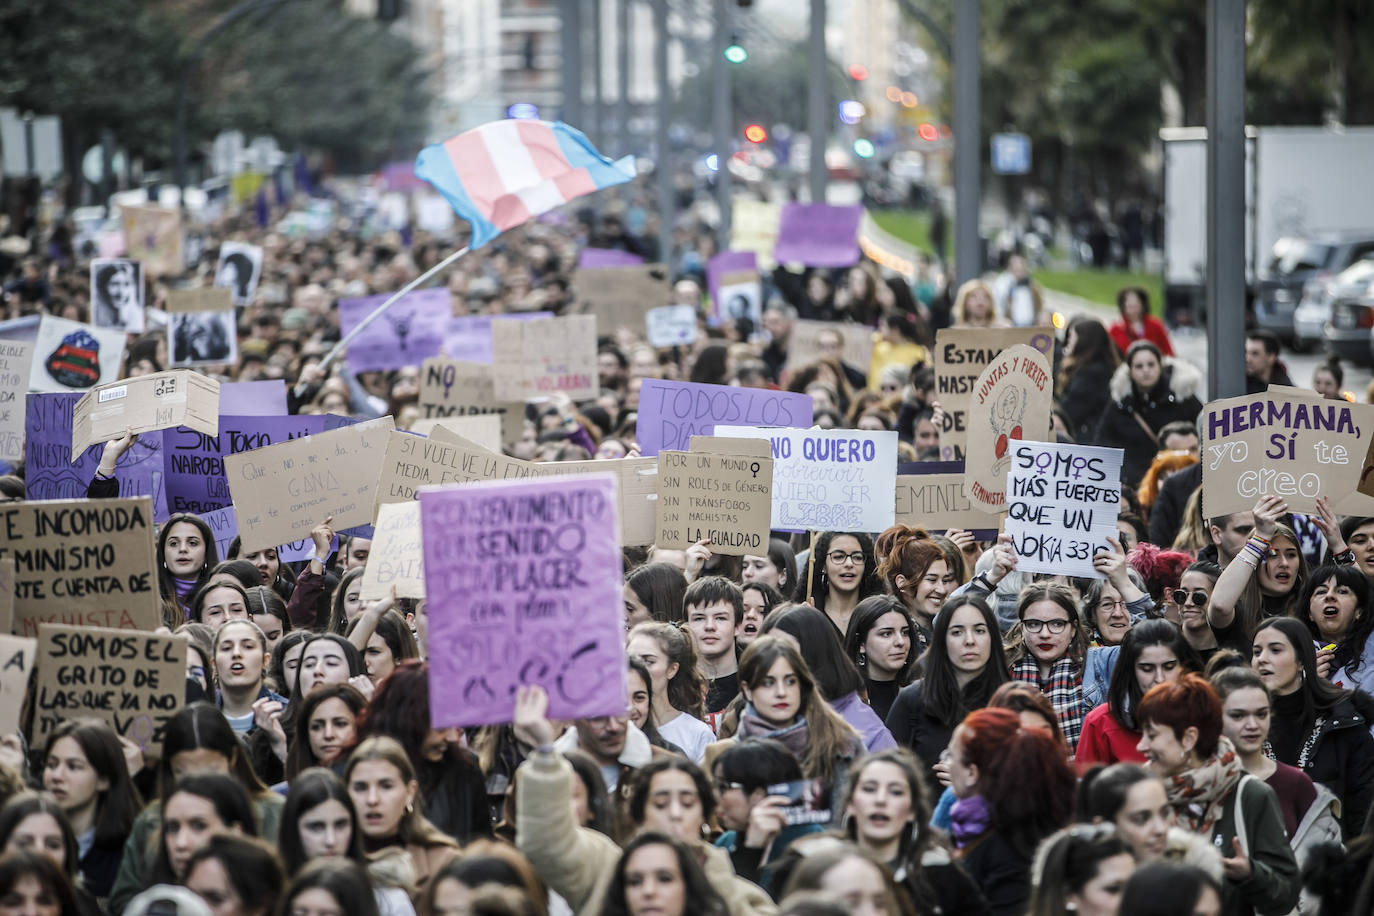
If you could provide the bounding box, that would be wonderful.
[848,64,869,82]
[853,138,876,159]
[743,124,768,143]
[724,38,747,64]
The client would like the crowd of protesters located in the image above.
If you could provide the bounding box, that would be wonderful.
[0,174,1373,916]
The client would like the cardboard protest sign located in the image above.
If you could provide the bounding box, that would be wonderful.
[165,287,233,313]
[962,344,1054,513]
[894,463,1003,533]
[72,371,220,460]
[165,414,362,516]
[646,305,699,348]
[25,394,168,517]
[490,315,597,401]
[360,500,425,600]
[534,457,658,547]
[785,320,875,373]
[339,287,450,373]
[220,380,288,416]
[1197,393,1374,516]
[410,415,502,451]
[717,426,898,533]
[120,205,183,276]
[579,248,644,269]
[0,558,13,637]
[226,417,395,550]
[573,264,671,334]
[373,428,537,517]
[635,379,813,456]
[30,316,127,393]
[420,473,627,726]
[0,341,33,461]
[934,328,1056,461]
[1005,441,1123,577]
[442,313,553,364]
[0,634,34,735]
[90,259,145,333]
[214,241,264,306]
[198,505,239,560]
[0,497,159,637]
[656,451,773,555]
[419,358,524,449]
[730,201,781,269]
[165,285,237,368]
[773,204,864,268]
[33,624,185,749]
[690,435,772,458]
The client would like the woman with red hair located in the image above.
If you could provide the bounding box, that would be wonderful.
[1136,673,1299,916]
[875,524,959,659]
[946,707,1076,916]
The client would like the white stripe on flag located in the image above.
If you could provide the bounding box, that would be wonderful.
[480,121,542,195]
[514,180,567,220]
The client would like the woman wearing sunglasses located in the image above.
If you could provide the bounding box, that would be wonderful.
[1171,562,1234,669]
[1005,583,1093,754]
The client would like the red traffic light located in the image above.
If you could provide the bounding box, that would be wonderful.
[848,64,869,81]
[918,123,939,142]
[743,124,768,143]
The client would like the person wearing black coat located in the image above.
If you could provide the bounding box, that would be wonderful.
[1149,462,1202,548]
[884,681,956,783]
[1056,317,1120,443]
[1093,342,1203,488]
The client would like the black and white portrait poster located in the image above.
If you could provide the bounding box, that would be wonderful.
[166,286,238,368]
[90,259,145,333]
[214,241,264,306]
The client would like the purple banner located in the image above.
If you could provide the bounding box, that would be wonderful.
[420,474,627,727]
[339,287,451,373]
[634,378,813,456]
[442,312,553,364]
[706,251,758,306]
[578,247,644,269]
[773,204,864,267]
[24,393,169,519]
[163,414,362,516]
[220,380,288,416]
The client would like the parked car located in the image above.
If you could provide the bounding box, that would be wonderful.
[1322,270,1374,364]
[1255,233,1374,347]
[1297,258,1374,348]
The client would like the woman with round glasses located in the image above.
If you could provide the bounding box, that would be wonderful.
[793,532,883,638]
[1005,583,1093,754]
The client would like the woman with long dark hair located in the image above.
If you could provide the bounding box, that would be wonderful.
[1251,617,1374,838]
[145,773,259,887]
[793,531,883,637]
[1057,316,1119,443]
[1297,564,1374,696]
[842,596,918,721]
[1076,764,1221,875]
[885,595,1009,782]
[286,684,368,779]
[183,834,284,916]
[41,719,142,897]
[623,562,690,628]
[1135,673,1300,914]
[0,850,83,916]
[1078,620,1201,766]
[946,707,1076,916]
[0,794,103,916]
[739,582,783,650]
[763,605,895,751]
[1210,496,1309,641]
[1028,824,1135,916]
[156,513,219,624]
[278,860,381,916]
[352,661,491,844]
[601,832,729,916]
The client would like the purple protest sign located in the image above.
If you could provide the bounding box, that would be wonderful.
[420,473,627,727]
[339,287,450,373]
[578,247,644,269]
[706,251,758,305]
[773,203,864,267]
[634,379,813,456]
[163,414,362,516]
[219,380,287,416]
[443,312,553,364]
[25,393,169,519]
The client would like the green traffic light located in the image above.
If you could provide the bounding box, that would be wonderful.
[853,138,876,159]
[724,44,748,64]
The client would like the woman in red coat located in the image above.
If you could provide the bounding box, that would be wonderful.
[1078,620,1202,767]
[1108,286,1174,356]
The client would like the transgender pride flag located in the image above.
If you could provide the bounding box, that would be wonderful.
[415,119,637,250]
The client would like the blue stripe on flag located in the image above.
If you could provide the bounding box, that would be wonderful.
[414,143,501,249]
[551,122,638,190]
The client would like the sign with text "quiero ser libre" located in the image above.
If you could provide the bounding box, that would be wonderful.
[1202,392,1374,517]
[1004,441,1123,578]
[715,426,897,533]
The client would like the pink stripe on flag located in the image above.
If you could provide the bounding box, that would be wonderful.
[443,133,502,210]
[515,121,568,181]
[488,193,534,232]
[554,169,598,202]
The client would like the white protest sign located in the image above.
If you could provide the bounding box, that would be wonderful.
[716,426,897,533]
[1004,440,1123,578]
[646,305,699,347]
[0,341,33,461]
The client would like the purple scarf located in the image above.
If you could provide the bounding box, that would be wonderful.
[738,705,811,762]
[173,575,199,607]
[949,794,993,848]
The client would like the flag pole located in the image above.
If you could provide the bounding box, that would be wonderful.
[295,245,470,398]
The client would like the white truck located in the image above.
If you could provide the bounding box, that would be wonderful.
[1161,126,1374,330]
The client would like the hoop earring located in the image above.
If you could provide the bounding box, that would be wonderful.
[857,650,867,668]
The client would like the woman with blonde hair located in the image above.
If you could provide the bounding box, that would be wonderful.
[626,622,715,763]
[1170,487,1210,555]
[950,280,1007,328]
